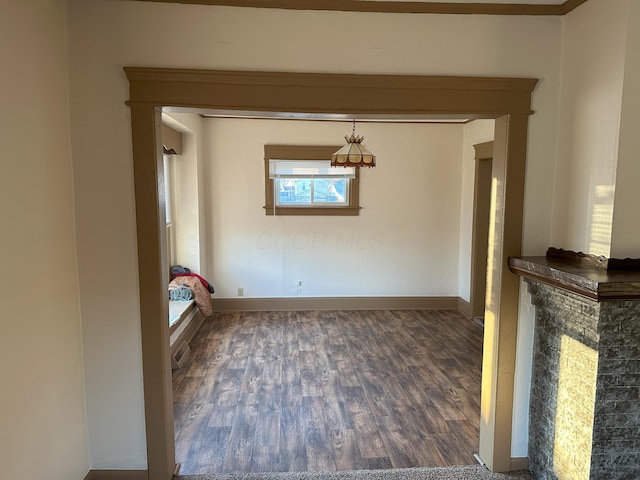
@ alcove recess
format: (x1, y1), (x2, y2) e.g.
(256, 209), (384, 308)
(509, 247), (640, 480)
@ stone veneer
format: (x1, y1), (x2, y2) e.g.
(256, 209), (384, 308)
(526, 279), (640, 480)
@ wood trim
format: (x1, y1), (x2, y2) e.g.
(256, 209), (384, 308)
(509, 259), (601, 301)
(129, 105), (176, 480)
(170, 309), (205, 369)
(203, 115), (470, 125)
(170, 308), (205, 348)
(124, 68), (537, 475)
(457, 296), (473, 319)
(181, 309), (205, 344)
(263, 144), (360, 216)
(560, 0), (589, 14)
(169, 302), (195, 335)
(213, 296), (459, 312)
(546, 246), (609, 268)
(546, 246), (640, 271)
(474, 141), (494, 161)
(124, 68), (537, 117)
(470, 144), (493, 320)
(135, 0), (589, 16)
(84, 471), (148, 480)
(510, 457), (529, 471)
(478, 114), (529, 472)
(509, 256), (640, 301)
(264, 144), (341, 160)
(161, 124), (182, 155)
(263, 206), (361, 216)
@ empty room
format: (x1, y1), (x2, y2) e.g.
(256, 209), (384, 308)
(163, 113), (495, 475)
(6, 1), (640, 480)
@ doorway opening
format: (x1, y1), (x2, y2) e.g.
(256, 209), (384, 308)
(470, 141), (494, 327)
(124, 68), (537, 478)
(165, 113), (492, 474)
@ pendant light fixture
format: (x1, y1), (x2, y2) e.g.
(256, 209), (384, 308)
(331, 120), (376, 168)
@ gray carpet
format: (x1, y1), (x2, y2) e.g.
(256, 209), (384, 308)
(177, 466), (534, 480)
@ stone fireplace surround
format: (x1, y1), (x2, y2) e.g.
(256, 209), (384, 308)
(509, 249), (640, 480)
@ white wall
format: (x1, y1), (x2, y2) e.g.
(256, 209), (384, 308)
(610, 1), (640, 259)
(0, 2), (89, 479)
(207, 119), (463, 298)
(458, 120), (495, 302)
(515, 0), (640, 459)
(552, 0), (629, 257)
(163, 112), (206, 276)
(67, 0), (563, 466)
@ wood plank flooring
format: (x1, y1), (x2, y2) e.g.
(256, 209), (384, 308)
(172, 310), (483, 475)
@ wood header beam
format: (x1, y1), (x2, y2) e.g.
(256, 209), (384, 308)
(134, 0), (589, 16)
(125, 68), (537, 117)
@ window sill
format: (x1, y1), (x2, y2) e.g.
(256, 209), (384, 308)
(263, 205), (360, 216)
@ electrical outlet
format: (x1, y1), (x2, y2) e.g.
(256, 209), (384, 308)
(292, 281), (302, 296)
(237, 287), (244, 297)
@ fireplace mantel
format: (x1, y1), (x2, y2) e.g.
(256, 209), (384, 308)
(509, 248), (640, 301)
(509, 248), (640, 480)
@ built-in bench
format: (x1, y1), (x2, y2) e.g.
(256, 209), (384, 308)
(168, 300), (205, 369)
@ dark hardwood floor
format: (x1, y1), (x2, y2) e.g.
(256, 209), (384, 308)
(172, 310), (483, 475)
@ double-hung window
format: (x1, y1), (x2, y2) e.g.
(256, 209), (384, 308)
(271, 161), (352, 207)
(264, 145), (361, 216)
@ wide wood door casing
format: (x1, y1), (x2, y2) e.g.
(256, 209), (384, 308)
(124, 68), (537, 479)
(471, 142), (494, 321)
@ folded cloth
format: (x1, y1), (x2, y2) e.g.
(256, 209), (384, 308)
(172, 272), (215, 294)
(169, 284), (193, 301)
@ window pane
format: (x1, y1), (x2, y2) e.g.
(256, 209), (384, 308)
(312, 178), (348, 204)
(276, 179), (311, 205)
(275, 178), (349, 206)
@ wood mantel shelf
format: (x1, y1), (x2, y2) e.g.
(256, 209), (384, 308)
(509, 249), (640, 302)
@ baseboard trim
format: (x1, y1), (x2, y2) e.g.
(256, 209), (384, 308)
(84, 470), (147, 480)
(213, 296), (460, 312)
(510, 457), (529, 471)
(457, 297), (473, 319)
